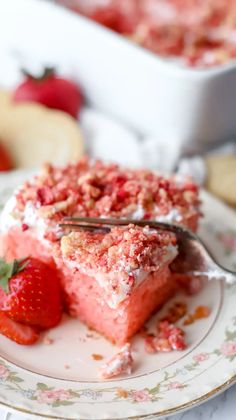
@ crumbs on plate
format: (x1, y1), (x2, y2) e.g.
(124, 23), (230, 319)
(184, 305), (211, 326)
(92, 354), (104, 361)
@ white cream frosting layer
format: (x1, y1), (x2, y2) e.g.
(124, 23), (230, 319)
(1, 194), (178, 309)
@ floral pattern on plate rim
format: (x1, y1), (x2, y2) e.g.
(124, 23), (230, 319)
(0, 312), (235, 408)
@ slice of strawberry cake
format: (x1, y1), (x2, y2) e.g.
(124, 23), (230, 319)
(0, 158), (200, 344)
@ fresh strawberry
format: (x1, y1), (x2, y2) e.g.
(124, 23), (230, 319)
(0, 143), (13, 172)
(0, 258), (62, 330)
(0, 311), (39, 345)
(13, 67), (83, 118)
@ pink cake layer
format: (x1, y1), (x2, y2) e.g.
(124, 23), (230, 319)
(58, 265), (176, 344)
(0, 227), (56, 267)
(0, 225), (177, 344)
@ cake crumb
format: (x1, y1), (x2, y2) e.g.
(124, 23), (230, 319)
(21, 223), (29, 231)
(100, 343), (133, 379)
(88, 325), (96, 332)
(139, 325), (148, 338)
(43, 336), (54, 345)
(145, 335), (158, 354)
(184, 305), (211, 326)
(92, 354), (104, 361)
(161, 301), (187, 323)
(64, 364), (70, 369)
(144, 320), (186, 354)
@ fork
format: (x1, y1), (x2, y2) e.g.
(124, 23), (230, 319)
(59, 217), (236, 285)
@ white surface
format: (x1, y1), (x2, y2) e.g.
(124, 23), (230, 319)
(1, 0), (236, 156)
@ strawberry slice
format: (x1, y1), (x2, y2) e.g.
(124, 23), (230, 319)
(0, 311), (39, 345)
(0, 258), (62, 330)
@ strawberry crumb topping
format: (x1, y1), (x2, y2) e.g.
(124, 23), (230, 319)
(77, 0), (236, 69)
(11, 158), (200, 242)
(61, 224), (177, 306)
(145, 334), (158, 354)
(61, 224), (176, 275)
(161, 301), (187, 323)
(100, 343), (133, 379)
(144, 320), (186, 354)
(21, 223), (29, 232)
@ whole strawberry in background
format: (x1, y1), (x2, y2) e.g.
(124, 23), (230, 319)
(0, 258), (62, 345)
(13, 68), (83, 118)
(0, 143), (13, 172)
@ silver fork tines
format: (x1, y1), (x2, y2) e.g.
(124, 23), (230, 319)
(59, 217), (236, 285)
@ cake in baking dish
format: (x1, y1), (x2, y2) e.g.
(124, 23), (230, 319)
(0, 158), (200, 344)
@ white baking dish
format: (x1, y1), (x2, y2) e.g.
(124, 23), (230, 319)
(1, 0), (236, 155)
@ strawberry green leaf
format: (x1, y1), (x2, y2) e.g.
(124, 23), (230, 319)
(0, 258), (29, 293)
(17, 259), (29, 273)
(11, 258), (28, 276)
(0, 259), (15, 293)
(21, 67), (55, 81)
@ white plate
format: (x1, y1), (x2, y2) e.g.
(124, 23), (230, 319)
(0, 172), (236, 420)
